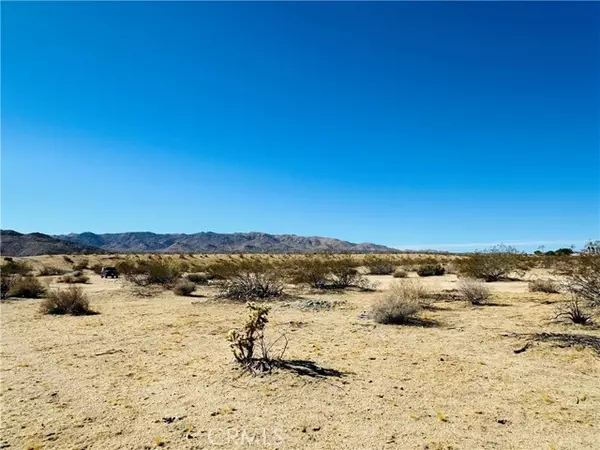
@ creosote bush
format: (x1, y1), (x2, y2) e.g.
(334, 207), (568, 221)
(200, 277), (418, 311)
(186, 272), (209, 284)
(393, 269), (408, 278)
(372, 280), (429, 324)
(457, 278), (491, 305)
(90, 263), (103, 275)
(120, 257), (182, 287)
(5, 276), (47, 299)
(173, 279), (196, 296)
(40, 286), (94, 315)
(528, 279), (561, 294)
(456, 245), (524, 282)
(365, 257), (395, 275)
(417, 263), (445, 277)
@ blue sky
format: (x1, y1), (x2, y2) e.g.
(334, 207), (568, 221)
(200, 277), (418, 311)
(2, 2), (599, 252)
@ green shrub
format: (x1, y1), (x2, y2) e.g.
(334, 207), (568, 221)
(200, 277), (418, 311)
(40, 287), (94, 315)
(6, 276), (47, 298)
(417, 263), (445, 277)
(456, 245), (523, 282)
(121, 257), (182, 287)
(173, 279), (196, 296)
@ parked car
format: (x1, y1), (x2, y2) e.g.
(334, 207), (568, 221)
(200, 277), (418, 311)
(100, 266), (119, 279)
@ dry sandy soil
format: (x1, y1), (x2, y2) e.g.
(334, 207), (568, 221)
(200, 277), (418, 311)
(1, 257), (599, 450)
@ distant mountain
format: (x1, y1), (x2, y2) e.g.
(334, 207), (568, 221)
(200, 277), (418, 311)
(1, 230), (103, 257)
(56, 231), (399, 254)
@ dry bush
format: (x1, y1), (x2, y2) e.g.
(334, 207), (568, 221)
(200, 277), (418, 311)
(173, 279), (196, 296)
(62, 256), (74, 264)
(372, 280), (428, 324)
(38, 266), (67, 276)
(226, 302), (287, 373)
(72, 259), (89, 271)
(365, 257), (395, 275)
(456, 245), (524, 282)
(554, 298), (592, 325)
(1, 259), (32, 276)
(40, 286), (94, 315)
(219, 272), (284, 301)
(120, 257), (182, 287)
(285, 256), (330, 288)
(563, 241), (600, 307)
(417, 263), (445, 277)
(393, 269), (408, 278)
(90, 263), (103, 274)
(5, 276), (47, 299)
(528, 279), (561, 294)
(329, 257), (365, 288)
(57, 272), (90, 284)
(457, 278), (491, 305)
(186, 272), (209, 284)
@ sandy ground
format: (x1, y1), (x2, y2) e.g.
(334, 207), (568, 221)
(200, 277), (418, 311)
(1, 264), (599, 449)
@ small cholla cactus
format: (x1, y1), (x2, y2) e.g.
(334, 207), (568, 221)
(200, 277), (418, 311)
(227, 302), (272, 371)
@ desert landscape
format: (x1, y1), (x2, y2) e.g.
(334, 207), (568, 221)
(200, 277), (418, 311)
(1, 251), (598, 450)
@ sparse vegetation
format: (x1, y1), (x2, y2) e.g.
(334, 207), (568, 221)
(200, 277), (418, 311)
(186, 272), (209, 284)
(528, 279), (561, 294)
(457, 278), (491, 305)
(372, 280), (429, 324)
(456, 245), (524, 282)
(173, 279), (196, 296)
(5, 276), (47, 299)
(40, 287), (94, 315)
(563, 241), (600, 307)
(90, 263), (103, 274)
(72, 259), (89, 271)
(365, 257), (395, 275)
(120, 257), (182, 287)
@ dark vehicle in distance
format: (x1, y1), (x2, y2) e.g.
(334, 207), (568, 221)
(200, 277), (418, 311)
(100, 266), (119, 279)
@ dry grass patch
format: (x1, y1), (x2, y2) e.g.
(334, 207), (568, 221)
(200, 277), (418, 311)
(372, 279), (429, 324)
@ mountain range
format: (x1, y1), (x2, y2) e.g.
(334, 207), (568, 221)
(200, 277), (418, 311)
(1, 230), (399, 256)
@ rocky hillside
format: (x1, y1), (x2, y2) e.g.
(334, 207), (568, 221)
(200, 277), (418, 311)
(56, 231), (398, 253)
(1, 230), (103, 257)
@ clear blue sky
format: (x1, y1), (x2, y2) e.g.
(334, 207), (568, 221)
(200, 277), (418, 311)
(2, 2), (599, 252)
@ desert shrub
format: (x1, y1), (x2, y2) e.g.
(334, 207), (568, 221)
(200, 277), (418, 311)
(62, 256), (74, 264)
(554, 248), (574, 256)
(173, 279), (196, 296)
(226, 302), (287, 374)
(40, 286), (94, 315)
(329, 257), (365, 288)
(553, 298), (592, 325)
(417, 263), (445, 277)
(219, 272), (284, 301)
(38, 266), (67, 276)
(186, 272), (209, 284)
(365, 257), (395, 275)
(90, 263), (103, 274)
(528, 279), (561, 294)
(1, 259), (32, 276)
(457, 278), (491, 305)
(393, 269), (408, 278)
(6, 276), (47, 299)
(121, 257), (182, 287)
(456, 245), (523, 282)
(563, 241), (600, 307)
(57, 273), (90, 284)
(285, 257), (331, 288)
(1, 275), (16, 299)
(372, 280), (428, 324)
(72, 259), (89, 271)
